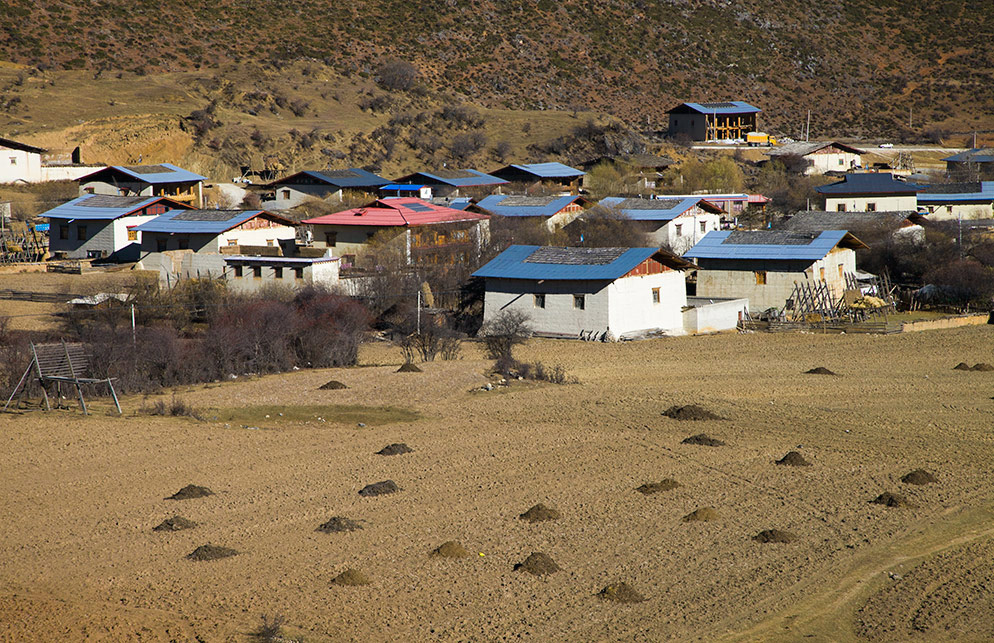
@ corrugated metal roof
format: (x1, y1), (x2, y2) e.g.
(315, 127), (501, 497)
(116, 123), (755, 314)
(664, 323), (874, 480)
(815, 172), (921, 195)
(768, 141), (865, 157)
(476, 194), (585, 217)
(472, 245), (663, 280)
(683, 230), (859, 261)
(777, 211), (920, 234)
(271, 168), (389, 188)
(0, 136), (47, 154)
(429, 196), (474, 210)
(494, 162), (585, 178)
(942, 148), (994, 164)
(41, 195), (188, 221)
(598, 196), (720, 220)
(301, 198), (488, 227)
(224, 255), (338, 264)
(134, 209), (287, 234)
(394, 169), (508, 187)
(917, 181), (994, 203)
(669, 101), (761, 115)
(380, 184), (426, 191)
(78, 162), (207, 184)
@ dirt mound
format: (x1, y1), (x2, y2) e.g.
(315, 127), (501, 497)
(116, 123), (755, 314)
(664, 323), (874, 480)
(776, 451), (812, 466)
(804, 366), (838, 375)
(332, 568), (370, 586)
(636, 479), (680, 495)
(901, 469), (938, 485)
(318, 380), (348, 390)
(186, 544), (238, 561)
(396, 363), (422, 373)
(871, 491), (910, 507)
(166, 485), (213, 500)
(514, 552), (560, 576)
(597, 582), (646, 603)
(663, 404), (724, 421)
(317, 517), (363, 533)
(431, 541), (471, 558)
(519, 503), (561, 522)
(681, 507), (719, 522)
(359, 480), (400, 497)
(153, 516), (196, 532)
(753, 529), (796, 544)
(377, 443), (414, 456)
(972, 363), (994, 371)
(953, 362), (973, 371)
(681, 433), (726, 447)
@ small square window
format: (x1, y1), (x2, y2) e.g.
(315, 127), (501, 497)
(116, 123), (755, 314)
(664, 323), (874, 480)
(253, 265), (262, 278)
(59, 225), (69, 240)
(266, 239), (274, 246)
(836, 204), (846, 212)
(652, 287), (660, 304)
(534, 293), (545, 308)
(755, 270), (767, 285)
(233, 266), (243, 278)
(866, 202), (876, 212)
(573, 294), (585, 310)
(84, 187), (95, 194)
(675, 223), (683, 237)
(274, 266), (283, 279)
(127, 229), (138, 241)
(325, 232), (338, 246)
(700, 221), (707, 233)
(228, 239), (238, 246)
(157, 238), (167, 252)
(294, 267), (304, 279)
(281, 189), (291, 199)
(9, 157), (16, 165)
(77, 225), (87, 241)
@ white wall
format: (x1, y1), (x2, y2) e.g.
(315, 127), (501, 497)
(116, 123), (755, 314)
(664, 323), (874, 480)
(650, 209), (722, 254)
(825, 195), (917, 212)
(39, 166), (103, 182)
(0, 148), (42, 183)
(920, 203), (993, 220)
(683, 297), (749, 333)
(607, 270), (687, 337)
(806, 151), (861, 175)
(225, 259), (340, 294)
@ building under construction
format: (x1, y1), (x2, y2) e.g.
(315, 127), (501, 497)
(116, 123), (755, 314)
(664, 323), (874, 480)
(667, 101), (761, 142)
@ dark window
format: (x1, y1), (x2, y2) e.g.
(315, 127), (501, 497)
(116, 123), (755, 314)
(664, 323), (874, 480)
(866, 202), (877, 212)
(534, 293), (545, 308)
(573, 294), (585, 310)
(274, 266), (283, 279)
(836, 203), (846, 212)
(281, 189), (291, 200)
(157, 238), (167, 252)
(233, 265), (243, 277)
(325, 231), (337, 246)
(294, 267), (304, 279)
(178, 238), (189, 250)
(77, 225), (87, 241)
(253, 265), (262, 278)
(652, 288), (660, 304)
(59, 225), (69, 240)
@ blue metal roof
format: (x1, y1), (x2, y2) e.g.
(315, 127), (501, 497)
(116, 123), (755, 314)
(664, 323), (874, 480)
(683, 230), (851, 261)
(79, 163), (207, 184)
(598, 196), (713, 221)
(815, 173), (921, 195)
(476, 194), (584, 217)
(41, 195), (173, 221)
(273, 168), (388, 188)
(942, 148), (994, 164)
(134, 209), (276, 234)
(380, 184), (426, 191)
(506, 162), (585, 178)
(672, 101), (761, 115)
(917, 182), (994, 203)
(472, 245), (660, 281)
(395, 169), (508, 187)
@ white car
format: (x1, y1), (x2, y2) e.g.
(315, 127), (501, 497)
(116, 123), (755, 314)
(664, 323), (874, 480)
(879, 143), (894, 148)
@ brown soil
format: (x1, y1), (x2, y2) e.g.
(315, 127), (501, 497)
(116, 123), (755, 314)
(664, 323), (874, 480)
(519, 503), (561, 522)
(319, 380), (348, 390)
(152, 516), (197, 532)
(682, 507), (719, 522)
(901, 469), (938, 485)
(377, 443), (414, 456)
(953, 362), (973, 371)
(871, 492), (910, 507)
(317, 517), (363, 533)
(598, 582), (646, 603)
(332, 569), (370, 586)
(805, 367), (838, 375)
(514, 552), (560, 576)
(663, 404), (725, 421)
(166, 485), (213, 500)
(972, 363), (994, 371)
(753, 530), (796, 544)
(681, 433), (726, 447)
(396, 363), (422, 373)
(186, 544), (239, 561)
(431, 541), (471, 558)
(636, 479), (680, 494)
(776, 451), (812, 467)
(358, 480), (400, 497)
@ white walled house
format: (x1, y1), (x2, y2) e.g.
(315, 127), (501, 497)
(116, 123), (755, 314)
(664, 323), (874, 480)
(472, 245), (698, 340)
(767, 141), (864, 175)
(816, 173), (920, 212)
(42, 195), (192, 261)
(916, 182), (994, 220)
(264, 168), (389, 210)
(595, 197), (724, 254)
(684, 230), (867, 312)
(0, 136), (46, 183)
(476, 194), (593, 231)
(223, 254), (340, 294)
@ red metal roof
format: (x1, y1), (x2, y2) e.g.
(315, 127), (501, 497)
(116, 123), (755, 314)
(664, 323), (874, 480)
(301, 197), (489, 227)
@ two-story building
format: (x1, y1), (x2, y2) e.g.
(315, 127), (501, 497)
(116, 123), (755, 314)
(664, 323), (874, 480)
(78, 163), (207, 208)
(264, 168), (389, 209)
(766, 142), (865, 175)
(815, 173), (920, 212)
(667, 102), (761, 142)
(594, 196), (724, 254)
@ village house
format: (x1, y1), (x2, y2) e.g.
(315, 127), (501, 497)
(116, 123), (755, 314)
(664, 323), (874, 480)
(775, 210), (925, 244)
(379, 183), (434, 199)
(392, 169), (507, 197)
(263, 168), (389, 209)
(815, 172), (920, 212)
(666, 101), (761, 142)
(223, 253), (340, 294)
(942, 148), (994, 180)
(663, 192), (769, 218)
(0, 136), (46, 184)
(475, 194), (593, 231)
(766, 141), (865, 174)
(42, 194), (192, 261)
(916, 182), (994, 220)
(78, 163), (207, 208)
(489, 162), (585, 194)
(301, 197), (489, 269)
(472, 245), (698, 340)
(684, 230), (867, 312)
(594, 196), (724, 253)
(579, 154), (676, 191)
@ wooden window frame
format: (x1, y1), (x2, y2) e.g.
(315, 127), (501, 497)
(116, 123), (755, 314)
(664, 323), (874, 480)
(534, 293), (546, 309)
(755, 270), (767, 285)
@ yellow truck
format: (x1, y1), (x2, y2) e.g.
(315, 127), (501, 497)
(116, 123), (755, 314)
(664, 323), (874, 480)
(746, 132), (777, 147)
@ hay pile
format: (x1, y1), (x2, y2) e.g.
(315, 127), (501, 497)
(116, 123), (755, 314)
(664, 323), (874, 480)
(396, 363), (422, 373)
(636, 479), (680, 495)
(519, 503), (561, 523)
(681, 433), (726, 447)
(598, 582), (646, 603)
(153, 516), (197, 532)
(332, 569), (370, 586)
(317, 517), (363, 533)
(431, 541), (471, 558)
(776, 451), (812, 467)
(871, 492), (909, 507)
(663, 405), (724, 421)
(901, 469), (937, 485)
(514, 552), (560, 576)
(953, 362), (993, 371)
(166, 485), (213, 500)
(359, 480), (400, 497)
(377, 443), (414, 456)
(804, 367), (838, 375)
(186, 544), (238, 561)
(681, 507), (719, 522)
(953, 362), (973, 371)
(319, 380), (348, 390)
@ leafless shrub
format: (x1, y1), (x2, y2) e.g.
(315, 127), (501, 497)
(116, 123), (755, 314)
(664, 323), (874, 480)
(479, 310), (531, 361)
(376, 59), (420, 91)
(140, 393), (201, 419)
(450, 132), (487, 159)
(256, 613), (286, 642)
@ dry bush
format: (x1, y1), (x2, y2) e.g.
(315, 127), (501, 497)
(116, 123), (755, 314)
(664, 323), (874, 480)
(565, 205), (652, 248)
(376, 59), (419, 91)
(479, 310), (531, 361)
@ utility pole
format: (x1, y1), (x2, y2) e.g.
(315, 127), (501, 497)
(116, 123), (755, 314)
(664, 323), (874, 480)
(806, 110), (811, 142)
